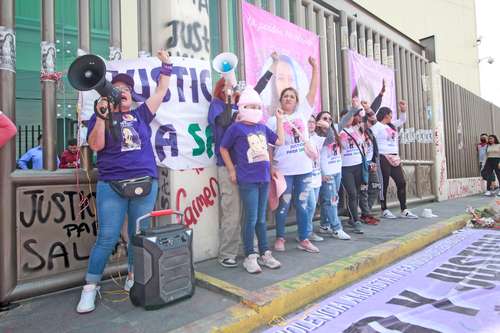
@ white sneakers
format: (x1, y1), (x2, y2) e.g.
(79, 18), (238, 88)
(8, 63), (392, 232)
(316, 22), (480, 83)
(243, 254), (261, 274)
(333, 229), (351, 240)
(258, 251), (281, 269)
(485, 191), (493, 196)
(124, 277), (134, 292)
(244, 251), (281, 274)
(382, 209), (397, 219)
(383, 209), (418, 219)
(76, 284), (101, 314)
(400, 209), (419, 219)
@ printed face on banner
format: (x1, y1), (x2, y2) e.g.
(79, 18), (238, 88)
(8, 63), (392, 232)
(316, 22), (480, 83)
(79, 57), (214, 170)
(348, 50), (397, 116)
(242, 2), (321, 116)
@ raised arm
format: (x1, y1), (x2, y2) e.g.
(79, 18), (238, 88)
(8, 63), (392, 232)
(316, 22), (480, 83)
(306, 56), (319, 107)
(146, 50), (172, 114)
(393, 100), (408, 128)
(255, 51), (279, 94)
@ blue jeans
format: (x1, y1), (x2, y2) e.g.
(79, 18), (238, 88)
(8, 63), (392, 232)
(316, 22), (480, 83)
(275, 173), (312, 241)
(239, 182), (270, 257)
(319, 173), (343, 231)
(306, 187), (320, 236)
(86, 179), (158, 283)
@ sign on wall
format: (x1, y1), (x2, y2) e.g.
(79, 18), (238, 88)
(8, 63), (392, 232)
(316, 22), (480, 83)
(16, 185), (126, 281)
(79, 56), (214, 170)
(241, 2), (322, 116)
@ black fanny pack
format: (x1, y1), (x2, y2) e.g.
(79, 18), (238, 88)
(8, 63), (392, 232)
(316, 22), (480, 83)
(109, 176), (153, 198)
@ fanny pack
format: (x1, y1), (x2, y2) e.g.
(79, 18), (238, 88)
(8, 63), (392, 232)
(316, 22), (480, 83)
(109, 176), (153, 198)
(384, 154), (401, 167)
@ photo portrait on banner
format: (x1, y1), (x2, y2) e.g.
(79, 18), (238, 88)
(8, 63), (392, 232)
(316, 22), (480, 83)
(79, 56), (214, 170)
(348, 50), (397, 116)
(241, 1), (321, 117)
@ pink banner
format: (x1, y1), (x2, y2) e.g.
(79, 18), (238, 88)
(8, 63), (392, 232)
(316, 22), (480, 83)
(242, 2), (321, 115)
(348, 50), (397, 116)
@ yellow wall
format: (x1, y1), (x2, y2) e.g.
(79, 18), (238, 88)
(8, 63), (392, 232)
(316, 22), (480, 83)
(354, 0), (480, 94)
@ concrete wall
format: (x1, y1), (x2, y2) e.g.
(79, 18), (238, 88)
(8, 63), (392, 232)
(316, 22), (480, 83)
(353, 0), (481, 95)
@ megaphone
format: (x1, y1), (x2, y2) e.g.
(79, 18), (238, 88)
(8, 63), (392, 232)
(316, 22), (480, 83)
(212, 52), (238, 87)
(67, 54), (121, 107)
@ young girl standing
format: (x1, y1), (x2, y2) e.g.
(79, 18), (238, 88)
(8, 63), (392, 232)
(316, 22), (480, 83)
(220, 86), (284, 274)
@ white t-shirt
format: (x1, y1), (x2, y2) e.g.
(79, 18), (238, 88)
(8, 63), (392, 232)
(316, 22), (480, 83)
(339, 126), (364, 167)
(320, 140), (342, 176)
(310, 133), (325, 188)
(371, 122), (399, 155)
(267, 103), (314, 175)
(365, 133), (374, 162)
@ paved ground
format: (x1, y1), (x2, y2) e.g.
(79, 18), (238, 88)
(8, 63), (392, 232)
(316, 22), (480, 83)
(0, 195), (491, 333)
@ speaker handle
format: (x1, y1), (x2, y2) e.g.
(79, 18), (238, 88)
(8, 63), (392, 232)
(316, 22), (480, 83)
(135, 209), (185, 235)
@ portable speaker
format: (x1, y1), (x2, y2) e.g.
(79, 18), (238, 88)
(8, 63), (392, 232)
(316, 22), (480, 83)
(129, 210), (194, 310)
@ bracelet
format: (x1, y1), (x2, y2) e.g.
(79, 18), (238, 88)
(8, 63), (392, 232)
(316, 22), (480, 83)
(160, 62), (173, 76)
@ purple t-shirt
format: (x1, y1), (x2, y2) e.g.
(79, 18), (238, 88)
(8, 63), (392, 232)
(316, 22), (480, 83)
(207, 98), (238, 166)
(220, 122), (278, 184)
(87, 103), (158, 181)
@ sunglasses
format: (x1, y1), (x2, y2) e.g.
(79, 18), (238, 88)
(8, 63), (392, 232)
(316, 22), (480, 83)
(321, 116), (332, 121)
(116, 86), (132, 93)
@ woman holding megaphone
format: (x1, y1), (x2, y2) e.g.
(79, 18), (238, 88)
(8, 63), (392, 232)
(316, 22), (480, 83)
(76, 50), (172, 314)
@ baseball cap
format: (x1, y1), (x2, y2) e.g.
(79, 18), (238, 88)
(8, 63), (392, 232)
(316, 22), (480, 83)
(111, 73), (134, 88)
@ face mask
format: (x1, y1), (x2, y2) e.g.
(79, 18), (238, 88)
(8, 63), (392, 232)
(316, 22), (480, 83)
(238, 107), (263, 124)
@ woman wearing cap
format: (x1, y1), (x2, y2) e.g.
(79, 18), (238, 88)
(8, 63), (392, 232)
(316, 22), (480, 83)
(267, 56), (319, 253)
(219, 86), (284, 274)
(77, 50), (172, 314)
(371, 100), (418, 219)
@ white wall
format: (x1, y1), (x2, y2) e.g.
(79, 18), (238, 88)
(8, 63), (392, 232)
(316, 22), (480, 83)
(354, 0), (481, 95)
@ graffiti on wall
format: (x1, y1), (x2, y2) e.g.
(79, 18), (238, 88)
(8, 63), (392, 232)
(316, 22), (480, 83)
(152, 0), (210, 60)
(447, 178), (485, 200)
(17, 185), (125, 281)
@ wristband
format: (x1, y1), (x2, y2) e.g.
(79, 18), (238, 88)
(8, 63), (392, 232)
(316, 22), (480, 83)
(160, 62), (173, 76)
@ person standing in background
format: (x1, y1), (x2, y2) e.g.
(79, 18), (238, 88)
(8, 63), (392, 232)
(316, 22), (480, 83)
(477, 133), (495, 196)
(59, 138), (80, 169)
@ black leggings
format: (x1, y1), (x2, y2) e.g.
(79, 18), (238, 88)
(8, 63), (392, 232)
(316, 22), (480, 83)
(380, 155), (406, 211)
(341, 164), (363, 221)
(481, 158), (500, 190)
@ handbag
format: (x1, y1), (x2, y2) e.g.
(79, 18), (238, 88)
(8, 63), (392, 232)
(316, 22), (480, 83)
(110, 176), (153, 198)
(384, 154), (401, 167)
(343, 129), (369, 184)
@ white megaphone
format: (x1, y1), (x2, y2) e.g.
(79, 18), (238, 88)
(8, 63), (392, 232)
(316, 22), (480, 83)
(212, 52), (238, 88)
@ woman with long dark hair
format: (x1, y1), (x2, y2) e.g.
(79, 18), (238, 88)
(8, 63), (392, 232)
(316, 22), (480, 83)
(371, 100), (418, 219)
(481, 134), (500, 196)
(315, 111), (351, 240)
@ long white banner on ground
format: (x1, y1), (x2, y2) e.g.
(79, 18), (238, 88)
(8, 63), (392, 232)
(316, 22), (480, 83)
(265, 229), (500, 333)
(79, 56), (215, 170)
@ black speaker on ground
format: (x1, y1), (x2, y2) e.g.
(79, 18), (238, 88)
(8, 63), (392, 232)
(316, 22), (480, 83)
(129, 210), (195, 310)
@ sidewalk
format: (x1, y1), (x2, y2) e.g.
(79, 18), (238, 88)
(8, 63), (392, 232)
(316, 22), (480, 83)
(0, 195), (490, 333)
